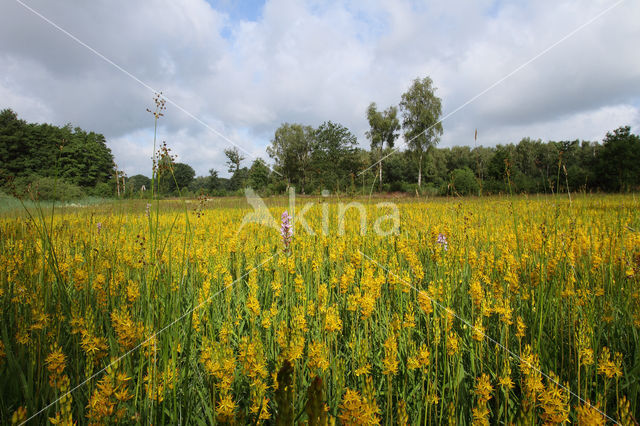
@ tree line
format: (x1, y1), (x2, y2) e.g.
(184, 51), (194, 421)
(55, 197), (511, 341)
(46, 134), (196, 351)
(0, 108), (115, 200)
(2, 73), (639, 200)
(201, 76), (640, 196)
(199, 124), (639, 197)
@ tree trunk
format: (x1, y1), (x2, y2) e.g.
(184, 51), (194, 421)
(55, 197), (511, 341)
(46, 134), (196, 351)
(378, 161), (383, 193)
(417, 151), (423, 188)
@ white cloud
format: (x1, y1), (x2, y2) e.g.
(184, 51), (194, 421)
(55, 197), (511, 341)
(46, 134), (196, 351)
(444, 103), (640, 148)
(0, 0), (638, 177)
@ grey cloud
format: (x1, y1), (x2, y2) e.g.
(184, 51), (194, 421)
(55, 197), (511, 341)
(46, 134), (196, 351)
(1, 0), (638, 178)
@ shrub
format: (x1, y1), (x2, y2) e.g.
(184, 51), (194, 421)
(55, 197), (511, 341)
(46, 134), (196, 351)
(29, 177), (85, 201)
(90, 182), (114, 198)
(450, 167), (480, 195)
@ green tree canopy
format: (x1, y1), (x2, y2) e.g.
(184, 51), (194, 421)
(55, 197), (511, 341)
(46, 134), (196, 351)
(224, 147), (245, 175)
(128, 174), (151, 192)
(399, 77), (443, 188)
(311, 121), (359, 192)
(597, 126), (640, 191)
(0, 109), (114, 188)
(248, 158), (271, 191)
(267, 123), (314, 193)
(158, 162), (195, 194)
(366, 103), (400, 191)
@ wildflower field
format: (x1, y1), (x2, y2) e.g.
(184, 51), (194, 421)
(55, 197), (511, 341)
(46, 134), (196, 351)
(0, 194), (639, 424)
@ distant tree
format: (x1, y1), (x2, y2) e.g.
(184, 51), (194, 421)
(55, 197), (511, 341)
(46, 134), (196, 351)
(311, 121), (359, 192)
(366, 103), (400, 191)
(424, 145), (449, 187)
(597, 126), (640, 191)
(267, 123), (314, 193)
(0, 109), (114, 189)
(450, 167), (479, 195)
(159, 162), (195, 194)
(59, 129), (114, 187)
(128, 174), (151, 192)
(224, 147), (245, 175)
(188, 176), (210, 194)
(486, 146), (512, 192)
(207, 169), (222, 193)
(0, 109), (28, 178)
(173, 163), (195, 192)
(228, 167), (249, 192)
(248, 158), (271, 191)
(399, 77), (443, 188)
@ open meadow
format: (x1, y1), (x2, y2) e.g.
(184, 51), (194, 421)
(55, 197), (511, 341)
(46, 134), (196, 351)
(0, 194), (639, 424)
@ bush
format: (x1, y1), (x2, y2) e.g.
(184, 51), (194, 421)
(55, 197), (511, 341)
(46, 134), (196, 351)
(419, 183), (440, 196)
(511, 171), (537, 193)
(450, 168), (480, 195)
(268, 181), (288, 194)
(482, 178), (507, 195)
(90, 182), (114, 198)
(389, 180), (405, 192)
(29, 177), (86, 201)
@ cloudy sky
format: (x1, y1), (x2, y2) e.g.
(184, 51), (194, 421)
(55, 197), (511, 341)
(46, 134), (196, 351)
(1, 0), (639, 177)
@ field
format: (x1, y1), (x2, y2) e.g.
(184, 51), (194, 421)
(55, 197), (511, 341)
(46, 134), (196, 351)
(0, 194), (639, 424)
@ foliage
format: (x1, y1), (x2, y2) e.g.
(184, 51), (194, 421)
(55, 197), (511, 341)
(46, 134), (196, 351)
(90, 182), (114, 198)
(596, 125), (640, 192)
(158, 162), (195, 195)
(128, 174), (151, 193)
(13, 176), (86, 201)
(248, 158), (271, 191)
(399, 77), (443, 187)
(449, 167), (480, 195)
(0, 109), (114, 191)
(224, 147), (245, 175)
(267, 123), (315, 193)
(310, 121), (360, 192)
(228, 167), (249, 192)
(366, 103), (400, 191)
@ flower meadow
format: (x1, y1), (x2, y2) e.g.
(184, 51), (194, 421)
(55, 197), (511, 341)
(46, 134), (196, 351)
(0, 195), (639, 425)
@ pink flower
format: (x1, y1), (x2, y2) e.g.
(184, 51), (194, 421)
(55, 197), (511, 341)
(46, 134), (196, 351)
(436, 233), (448, 251)
(281, 211), (293, 249)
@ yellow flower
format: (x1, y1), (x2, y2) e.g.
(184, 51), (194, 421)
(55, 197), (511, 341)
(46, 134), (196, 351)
(308, 341), (329, 372)
(216, 392), (237, 421)
(324, 305), (342, 333)
(382, 334), (398, 376)
(446, 332), (459, 356)
(474, 374), (493, 404)
(417, 291), (433, 315)
(576, 402), (606, 425)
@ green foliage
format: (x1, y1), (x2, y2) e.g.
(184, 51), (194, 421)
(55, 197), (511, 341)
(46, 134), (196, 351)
(449, 167), (479, 195)
(310, 121), (360, 192)
(90, 182), (114, 198)
(158, 162), (195, 195)
(267, 123), (315, 193)
(366, 103), (400, 151)
(228, 167), (249, 192)
(248, 158), (271, 191)
(224, 147), (245, 174)
(399, 76), (443, 187)
(596, 125), (640, 191)
(27, 176), (86, 201)
(128, 174), (151, 193)
(0, 109), (114, 189)
(366, 103), (400, 191)
(4, 93), (638, 200)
